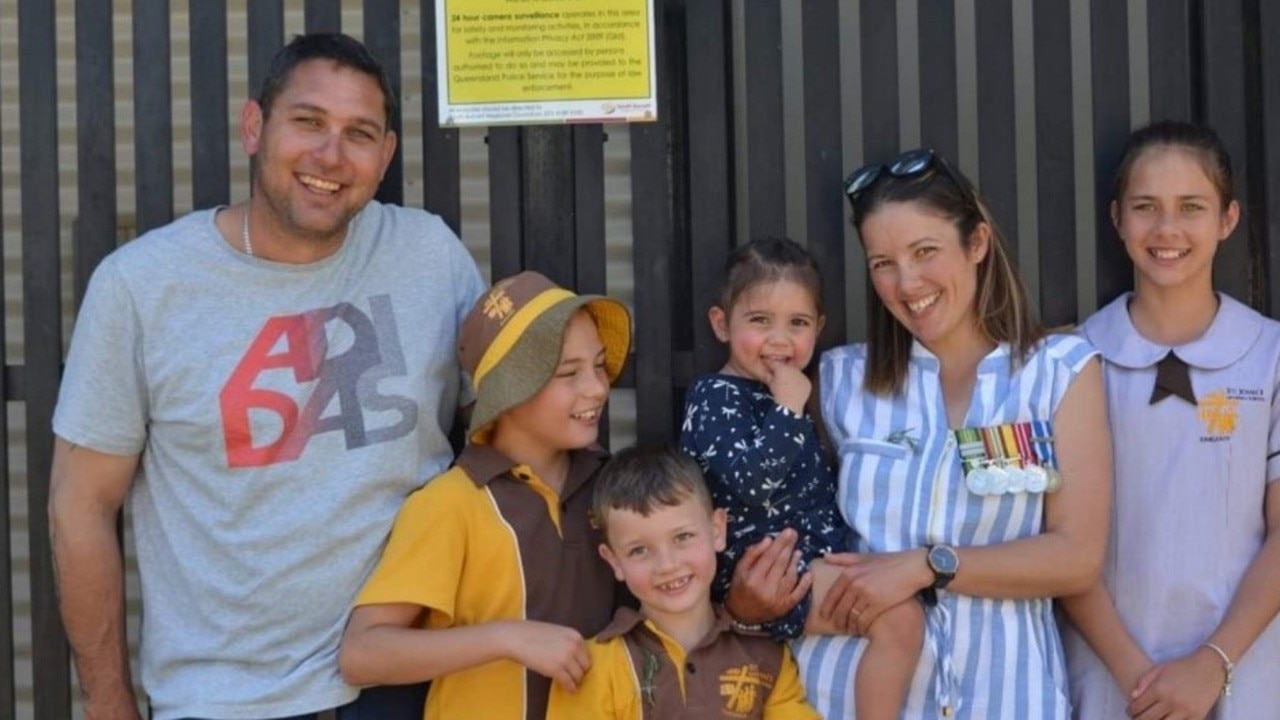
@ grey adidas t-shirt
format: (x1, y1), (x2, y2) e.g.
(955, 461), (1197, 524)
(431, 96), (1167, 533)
(53, 202), (484, 719)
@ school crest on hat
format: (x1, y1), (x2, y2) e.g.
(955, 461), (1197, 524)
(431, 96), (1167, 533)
(458, 271), (631, 442)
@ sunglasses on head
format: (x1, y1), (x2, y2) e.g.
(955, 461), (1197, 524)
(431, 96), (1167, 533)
(843, 147), (970, 207)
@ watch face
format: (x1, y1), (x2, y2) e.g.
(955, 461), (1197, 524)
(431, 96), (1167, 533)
(929, 545), (959, 575)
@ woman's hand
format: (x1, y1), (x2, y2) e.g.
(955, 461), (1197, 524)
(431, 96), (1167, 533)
(817, 549), (932, 634)
(723, 529), (812, 625)
(1125, 647), (1224, 720)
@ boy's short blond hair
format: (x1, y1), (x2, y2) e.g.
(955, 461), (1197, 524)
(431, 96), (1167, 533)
(592, 446), (714, 541)
(457, 271), (631, 442)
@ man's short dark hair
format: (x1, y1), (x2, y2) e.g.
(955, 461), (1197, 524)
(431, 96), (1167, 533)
(591, 446), (714, 540)
(257, 32), (397, 128)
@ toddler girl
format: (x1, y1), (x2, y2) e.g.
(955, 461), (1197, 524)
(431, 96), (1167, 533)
(681, 237), (922, 720)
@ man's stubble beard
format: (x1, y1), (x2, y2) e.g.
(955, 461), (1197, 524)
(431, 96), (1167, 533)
(250, 144), (362, 246)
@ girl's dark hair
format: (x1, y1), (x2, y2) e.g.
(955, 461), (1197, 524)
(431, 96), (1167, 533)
(257, 33), (397, 128)
(1113, 120), (1234, 208)
(718, 238), (824, 315)
(850, 156), (1043, 396)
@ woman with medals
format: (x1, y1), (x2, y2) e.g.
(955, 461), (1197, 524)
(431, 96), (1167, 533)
(1062, 121), (1280, 720)
(787, 148), (1112, 719)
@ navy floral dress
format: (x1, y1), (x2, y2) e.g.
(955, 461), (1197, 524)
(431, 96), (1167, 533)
(679, 373), (847, 639)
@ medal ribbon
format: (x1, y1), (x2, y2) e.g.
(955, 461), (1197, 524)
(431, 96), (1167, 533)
(960, 423), (1062, 495)
(1012, 422), (1039, 467)
(1030, 420), (1057, 469)
(998, 424), (1022, 467)
(954, 427), (986, 474)
(979, 426), (1002, 465)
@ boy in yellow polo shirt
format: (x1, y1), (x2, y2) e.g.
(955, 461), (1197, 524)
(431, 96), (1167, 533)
(548, 446), (819, 719)
(339, 271), (631, 720)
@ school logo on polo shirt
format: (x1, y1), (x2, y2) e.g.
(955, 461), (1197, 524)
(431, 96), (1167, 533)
(1198, 390), (1239, 439)
(719, 663), (775, 716)
(1198, 386), (1265, 442)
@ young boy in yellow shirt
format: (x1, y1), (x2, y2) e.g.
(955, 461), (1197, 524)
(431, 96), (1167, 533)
(549, 446), (820, 719)
(339, 271), (631, 720)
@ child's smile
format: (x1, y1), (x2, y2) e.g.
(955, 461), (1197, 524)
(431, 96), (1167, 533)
(601, 500), (727, 630)
(711, 279), (823, 384)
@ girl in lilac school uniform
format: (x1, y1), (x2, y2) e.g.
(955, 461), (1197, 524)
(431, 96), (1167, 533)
(680, 238), (922, 720)
(1063, 121), (1280, 720)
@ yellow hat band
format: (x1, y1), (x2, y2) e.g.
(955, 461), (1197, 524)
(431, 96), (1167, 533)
(472, 287), (575, 389)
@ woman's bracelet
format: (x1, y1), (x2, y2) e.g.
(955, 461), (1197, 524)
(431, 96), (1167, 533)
(1199, 642), (1234, 697)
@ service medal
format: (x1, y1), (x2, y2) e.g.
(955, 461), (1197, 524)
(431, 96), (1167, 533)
(986, 466), (1011, 494)
(1024, 465), (1049, 493)
(966, 467), (992, 495)
(1005, 466), (1028, 493)
(1045, 467), (1064, 493)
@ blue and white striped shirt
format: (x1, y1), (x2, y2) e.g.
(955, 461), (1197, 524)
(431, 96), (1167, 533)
(794, 333), (1098, 719)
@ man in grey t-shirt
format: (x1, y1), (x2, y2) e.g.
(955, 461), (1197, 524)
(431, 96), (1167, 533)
(49, 33), (483, 720)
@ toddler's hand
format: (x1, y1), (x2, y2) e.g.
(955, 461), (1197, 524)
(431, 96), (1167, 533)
(506, 621), (591, 693)
(764, 360), (811, 415)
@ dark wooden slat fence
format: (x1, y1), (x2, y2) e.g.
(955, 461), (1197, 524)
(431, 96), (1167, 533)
(135, 0), (175, 235)
(18, 0), (70, 717)
(860, 0), (899, 164)
(487, 126), (522, 278)
(75, 0), (118, 327)
(854, 0), (900, 346)
(743, 0), (786, 240)
(247, 1), (285, 109)
(305, 0), (342, 35)
(0, 22), (10, 713)
(6, 1), (1280, 716)
(801, 0), (846, 351)
(572, 125), (607, 298)
(919, 0), (960, 166)
(684, 0), (734, 379)
(629, 1), (673, 447)
(1202, 1), (1253, 305)
(421, 3), (461, 233)
(521, 128), (577, 285)
(191, 0), (232, 210)
(365, 0), (405, 205)
(1148, 0), (1195, 123)
(1264, 0), (1280, 317)
(1089, 0), (1133, 309)
(1033, 0), (1079, 327)
(975, 0), (1019, 264)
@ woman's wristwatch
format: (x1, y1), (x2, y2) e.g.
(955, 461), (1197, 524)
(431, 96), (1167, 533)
(920, 544), (960, 606)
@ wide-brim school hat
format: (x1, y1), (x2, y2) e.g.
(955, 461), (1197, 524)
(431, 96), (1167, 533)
(458, 271), (631, 443)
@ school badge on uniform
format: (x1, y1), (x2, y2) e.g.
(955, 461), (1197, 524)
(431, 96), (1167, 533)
(954, 420), (1062, 496)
